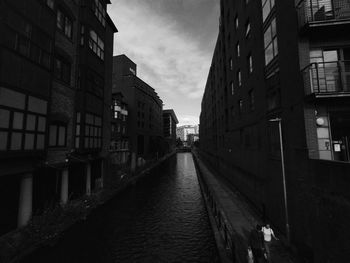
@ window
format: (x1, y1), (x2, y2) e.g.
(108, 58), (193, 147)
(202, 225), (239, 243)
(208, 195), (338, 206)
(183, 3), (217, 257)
(246, 21), (251, 38)
(3, 11), (52, 69)
(49, 123), (67, 147)
(54, 56), (71, 84)
(92, 0), (106, 27)
(57, 9), (72, 39)
(248, 54), (253, 73)
(238, 100), (243, 115)
(0, 87), (47, 151)
(80, 25), (85, 46)
(87, 69), (104, 97)
(89, 30), (104, 60)
(262, 0), (275, 22)
(249, 90), (255, 111)
(237, 70), (242, 87)
(84, 113), (102, 149)
(229, 58), (233, 70)
(75, 112), (81, 148)
(46, 0), (54, 9)
(236, 42), (240, 57)
(264, 18), (278, 65)
(235, 16), (239, 30)
(231, 82), (234, 95)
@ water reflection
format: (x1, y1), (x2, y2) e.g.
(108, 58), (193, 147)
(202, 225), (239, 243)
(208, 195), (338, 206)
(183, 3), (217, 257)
(22, 153), (219, 263)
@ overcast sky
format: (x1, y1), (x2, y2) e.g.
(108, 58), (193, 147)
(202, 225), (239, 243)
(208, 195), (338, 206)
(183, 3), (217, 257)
(108, 0), (219, 126)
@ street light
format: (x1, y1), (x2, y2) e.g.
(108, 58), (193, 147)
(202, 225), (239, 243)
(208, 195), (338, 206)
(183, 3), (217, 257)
(269, 117), (290, 243)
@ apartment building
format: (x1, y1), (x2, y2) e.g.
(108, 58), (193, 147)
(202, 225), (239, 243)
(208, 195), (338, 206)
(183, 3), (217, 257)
(110, 91), (129, 164)
(200, 0), (350, 261)
(0, 0), (117, 236)
(163, 109), (178, 152)
(112, 55), (163, 161)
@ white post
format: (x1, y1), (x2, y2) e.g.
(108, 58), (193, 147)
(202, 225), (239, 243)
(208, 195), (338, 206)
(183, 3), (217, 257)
(60, 168), (69, 205)
(86, 163), (91, 195)
(278, 119), (291, 243)
(17, 174), (33, 227)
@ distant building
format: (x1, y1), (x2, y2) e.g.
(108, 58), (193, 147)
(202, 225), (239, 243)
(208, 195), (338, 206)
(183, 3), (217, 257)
(112, 55), (163, 160)
(110, 92), (129, 165)
(200, 0), (350, 261)
(0, 0), (117, 236)
(176, 125), (197, 141)
(187, 134), (199, 146)
(163, 109), (179, 152)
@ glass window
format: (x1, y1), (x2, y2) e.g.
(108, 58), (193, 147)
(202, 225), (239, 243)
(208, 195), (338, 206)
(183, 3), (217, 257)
(49, 125), (57, 146)
(0, 132), (8, 150)
(235, 16), (239, 30)
(46, 0), (54, 9)
(236, 42), (240, 57)
(36, 134), (45, 149)
(26, 114), (36, 131)
(0, 87), (25, 109)
(54, 56), (71, 84)
(231, 82), (234, 95)
(262, 0), (275, 22)
(88, 30), (104, 60)
(93, 0), (106, 26)
(246, 21), (251, 37)
(28, 96), (47, 114)
(57, 9), (73, 39)
(58, 126), (66, 146)
(24, 133), (35, 150)
(248, 54), (253, 73)
(13, 112), (24, 129)
(0, 109), (10, 128)
(37, 117), (46, 132)
(237, 70), (242, 86)
(264, 18), (278, 65)
(11, 132), (22, 150)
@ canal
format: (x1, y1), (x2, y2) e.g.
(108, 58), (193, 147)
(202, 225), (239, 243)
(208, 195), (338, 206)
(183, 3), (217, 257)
(22, 153), (220, 263)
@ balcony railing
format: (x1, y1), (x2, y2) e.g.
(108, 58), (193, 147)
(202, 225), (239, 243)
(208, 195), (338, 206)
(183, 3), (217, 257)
(302, 61), (350, 95)
(297, 0), (350, 27)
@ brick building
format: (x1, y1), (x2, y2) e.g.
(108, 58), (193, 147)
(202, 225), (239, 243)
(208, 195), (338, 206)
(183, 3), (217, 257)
(199, 0), (350, 261)
(112, 55), (164, 161)
(163, 109), (178, 152)
(0, 0), (117, 236)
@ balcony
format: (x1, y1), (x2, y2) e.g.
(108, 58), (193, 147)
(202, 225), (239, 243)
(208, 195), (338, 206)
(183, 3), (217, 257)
(302, 61), (350, 97)
(297, 0), (350, 32)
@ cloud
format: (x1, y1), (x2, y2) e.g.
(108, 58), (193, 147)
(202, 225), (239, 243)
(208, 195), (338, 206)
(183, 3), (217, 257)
(108, 0), (219, 125)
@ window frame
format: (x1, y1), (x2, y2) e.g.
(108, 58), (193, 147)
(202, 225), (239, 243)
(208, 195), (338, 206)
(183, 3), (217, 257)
(49, 122), (67, 148)
(56, 8), (73, 39)
(88, 29), (104, 60)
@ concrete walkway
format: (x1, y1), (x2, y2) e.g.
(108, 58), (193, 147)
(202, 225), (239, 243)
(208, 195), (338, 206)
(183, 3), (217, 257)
(193, 151), (298, 263)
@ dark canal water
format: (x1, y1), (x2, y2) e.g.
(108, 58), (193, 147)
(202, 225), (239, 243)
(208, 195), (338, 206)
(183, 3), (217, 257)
(22, 153), (219, 263)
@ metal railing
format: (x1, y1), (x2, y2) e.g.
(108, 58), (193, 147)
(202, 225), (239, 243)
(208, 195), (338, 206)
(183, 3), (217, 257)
(302, 60), (350, 94)
(297, 0), (350, 26)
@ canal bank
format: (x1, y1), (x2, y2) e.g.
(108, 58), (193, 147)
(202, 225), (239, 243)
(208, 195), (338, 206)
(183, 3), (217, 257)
(19, 153), (219, 263)
(0, 151), (176, 263)
(192, 149), (299, 263)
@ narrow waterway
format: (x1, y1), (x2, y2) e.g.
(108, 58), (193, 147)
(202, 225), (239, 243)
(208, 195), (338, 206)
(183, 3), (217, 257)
(22, 153), (219, 263)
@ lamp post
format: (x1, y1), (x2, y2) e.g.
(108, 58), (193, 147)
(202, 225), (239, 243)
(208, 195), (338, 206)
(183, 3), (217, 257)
(269, 117), (290, 242)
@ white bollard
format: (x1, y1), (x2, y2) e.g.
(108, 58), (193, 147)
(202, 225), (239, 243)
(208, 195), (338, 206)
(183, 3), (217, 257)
(17, 174), (33, 227)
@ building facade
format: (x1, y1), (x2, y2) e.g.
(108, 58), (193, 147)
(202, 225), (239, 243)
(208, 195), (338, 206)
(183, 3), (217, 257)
(112, 55), (164, 162)
(110, 92), (129, 165)
(176, 125), (197, 142)
(163, 109), (178, 152)
(199, 0), (350, 261)
(0, 0), (117, 236)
